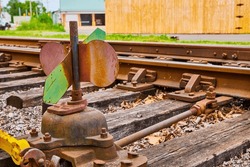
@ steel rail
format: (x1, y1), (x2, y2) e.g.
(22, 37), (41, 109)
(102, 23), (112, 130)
(0, 37), (250, 61)
(0, 38), (250, 99)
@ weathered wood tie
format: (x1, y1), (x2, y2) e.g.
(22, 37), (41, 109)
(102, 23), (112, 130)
(141, 111), (250, 167)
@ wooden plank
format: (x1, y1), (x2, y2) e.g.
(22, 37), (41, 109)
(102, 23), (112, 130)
(107, 99), (191, 140)
(6, 82), (98, 108)
(0, 71), (43, 82)
(0, 76), (46, 92)
(0, 67), (28, 74)
(60, 88), (156, 110)
(106, 0), (250, 34)
(141, 111), (250, 167)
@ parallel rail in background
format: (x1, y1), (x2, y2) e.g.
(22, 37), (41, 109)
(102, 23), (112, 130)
(0, 37), (250, 99)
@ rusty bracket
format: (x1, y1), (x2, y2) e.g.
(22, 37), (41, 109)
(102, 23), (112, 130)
(223, 62), (250, 68)
(20, 147), (55, 167)
(187, 59), (208, 64)
(0, 53), (12, 62)
(47, 99), (87, 116)
(191, 88), (233, 115)
(167, 73), (216, 102)
(117, 67), (156, 91)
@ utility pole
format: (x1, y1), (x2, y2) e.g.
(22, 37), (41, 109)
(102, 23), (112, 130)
(30, 0), (32, 16)
(0, 0), (2, 16)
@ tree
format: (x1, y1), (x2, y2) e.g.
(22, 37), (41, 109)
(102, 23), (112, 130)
(5, 0), (46, 22)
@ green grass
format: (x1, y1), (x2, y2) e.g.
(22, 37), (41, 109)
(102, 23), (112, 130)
(0, 30), (249, 45)
(0, 30), (87, 39)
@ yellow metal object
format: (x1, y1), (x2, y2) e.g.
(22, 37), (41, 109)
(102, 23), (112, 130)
(0, 129), (30, 165)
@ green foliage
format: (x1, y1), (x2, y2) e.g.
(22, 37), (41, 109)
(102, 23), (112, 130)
(5, 0), (46, 22)
(16, 13), (65, 32)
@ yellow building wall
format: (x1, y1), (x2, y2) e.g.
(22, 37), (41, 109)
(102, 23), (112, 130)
(105, 0), (250, 34)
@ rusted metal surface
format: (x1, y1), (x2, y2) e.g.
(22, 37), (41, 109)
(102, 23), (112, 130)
(167, 73), (216, 102)
(79, 40), (119, 87)
(115, 108), (196, 147)
(70, 21), (81, 91)
(110, 41), (250, 61)
(30, 106), (147, 167)
(115, 93), (232, 147)
(47, 99), (87, 116)
(39, 42), (67, 75)
(20, 148), (55, 167)
(118, 56), (250, 99)
(0, 38), (249, 98)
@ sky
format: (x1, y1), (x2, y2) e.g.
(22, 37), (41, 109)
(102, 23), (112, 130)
(1, 0), (60, 11)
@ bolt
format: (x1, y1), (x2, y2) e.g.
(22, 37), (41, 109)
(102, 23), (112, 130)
(123, 81), (127, 85)
(232, 53), (238, 60)
(132, 81), (137, 87)
(206, 86), (216, 100)
(213, 52), (217, 56)
(188, 92), (195, 96)
(129, 47), (132, 51)
(222, 53), (227, 59)
(174, 91), (181, 94)
(156, 49), (159, 53)
(30, 128), (38, 137)
(121, 160), (132, 167)
(38, 158), (45, 166)
(43, 132), (51, 142)
(128, 152), (139, 159)
(93, 160), (106, 167)
(100, 128), (108, 139)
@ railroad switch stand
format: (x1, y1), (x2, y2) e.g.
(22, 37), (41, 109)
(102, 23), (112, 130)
(19, 21), (147, 167)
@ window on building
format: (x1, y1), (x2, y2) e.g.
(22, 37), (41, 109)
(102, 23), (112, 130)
(80, 14), (92, 26)
(95, 14), (105, 26)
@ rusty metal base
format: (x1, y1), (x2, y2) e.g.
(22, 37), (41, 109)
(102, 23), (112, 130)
(43, 146), (147, 167)
(117, 82), (154, 92)
(167, 90), (206, 102)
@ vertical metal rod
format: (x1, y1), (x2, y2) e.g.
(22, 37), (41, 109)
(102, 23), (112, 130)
(115, 108), (197, 147)
(69, 21), (80, 91)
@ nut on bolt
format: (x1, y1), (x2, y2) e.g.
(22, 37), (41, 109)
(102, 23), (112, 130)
(93, 160), (106, 167)
(128, 152), (139, 159)
(30, 128), (38, 137)
(132, 81), (137, 87)
(121, 160), (132, 167)
(43, 132), (52, 142)
(100, 128), (108, 138)
(206, 86), (216, 100)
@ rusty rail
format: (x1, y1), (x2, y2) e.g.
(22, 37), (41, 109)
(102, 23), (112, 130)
(0, 37), (250, 98)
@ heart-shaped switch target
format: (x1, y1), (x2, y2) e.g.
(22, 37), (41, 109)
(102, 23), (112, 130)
(40, 42), (67, 75)
(79, 40), (119, 87)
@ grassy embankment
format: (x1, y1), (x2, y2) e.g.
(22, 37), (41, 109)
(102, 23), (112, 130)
(0, 14), (249, 45)
(1, 31), (249, 45)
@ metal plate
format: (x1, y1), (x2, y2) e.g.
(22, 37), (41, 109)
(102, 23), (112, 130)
(83, 28), (105, 43)
(79, 40), (119, 87)
(40, 42), (67, 75)
(43, 51), (72, 104)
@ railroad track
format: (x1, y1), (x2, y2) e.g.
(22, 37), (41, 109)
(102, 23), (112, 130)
(0, 36), (250, 167)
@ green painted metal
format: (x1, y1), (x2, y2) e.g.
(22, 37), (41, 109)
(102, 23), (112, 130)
(43, 52), (72, 104)
(83, 28), (106, 43)
(43, 64), (72, 104)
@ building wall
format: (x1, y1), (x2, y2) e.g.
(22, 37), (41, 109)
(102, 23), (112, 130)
(106, 0), (250, 34)
(60, 0), (105, 27)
